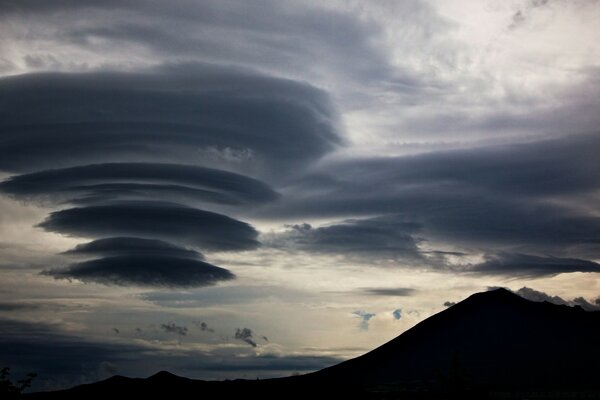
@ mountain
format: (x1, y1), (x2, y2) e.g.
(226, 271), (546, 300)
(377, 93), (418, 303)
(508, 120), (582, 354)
(26, 289), (600, 399)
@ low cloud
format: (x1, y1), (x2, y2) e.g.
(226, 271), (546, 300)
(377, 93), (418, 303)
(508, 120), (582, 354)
(392, 309), (402, 320)
(352, 310), (376, 331)
(234, 328), (257, 347)
(362, 288), (415, 297)
(514, 287), (600, 311)
(160, 322), (188, 336)
(194, 321), (215, 333)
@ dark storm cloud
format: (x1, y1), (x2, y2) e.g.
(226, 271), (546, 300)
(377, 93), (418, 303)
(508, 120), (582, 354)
(160, 322), (188, 336)
(0, 63), (341, 178)
(234, 328), (256, 348)
(362, 288), (416, 297)
(268, 133), (600, 259)
(63, 237), (204, 260)
(471, 253), (600, 278)
(282, 132), (600, 210)
(38, 201), (259, 251)
(270, 217), (424, 261)
(0, 163), (278, 206)
(43, 255), (235, 288)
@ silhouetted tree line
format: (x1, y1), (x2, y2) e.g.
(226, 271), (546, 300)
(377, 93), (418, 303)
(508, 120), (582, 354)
(0, 367), (37, 397)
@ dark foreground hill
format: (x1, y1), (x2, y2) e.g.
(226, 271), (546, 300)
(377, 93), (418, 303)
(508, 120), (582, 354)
(26, 288), (600, 399)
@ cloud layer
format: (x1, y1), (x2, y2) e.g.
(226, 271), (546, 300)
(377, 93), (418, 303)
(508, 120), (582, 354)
(0, 163), (278, 207)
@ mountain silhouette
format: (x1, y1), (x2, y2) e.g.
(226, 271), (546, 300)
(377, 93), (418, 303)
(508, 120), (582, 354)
(26, 288), (600, 399)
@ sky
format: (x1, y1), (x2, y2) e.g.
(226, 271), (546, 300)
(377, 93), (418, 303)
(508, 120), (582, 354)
(1, 0), (600, 391)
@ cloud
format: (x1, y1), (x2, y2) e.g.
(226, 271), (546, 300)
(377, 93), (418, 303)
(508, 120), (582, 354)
(0, 163), (278, 207)
(63, 237), (204, 260)
(0, 64), (341, 177)
(362, 288), (416, 297)
(139, 285), (308, 307)
(443, 301), (456, 307)
(38, 201), (259, 251)
(265, 133), (600, 262)
(193, 321), (214, 333)
(0, 302), (42, 312)
(392, 309), (402, 320)
(269, 217), (424, 262)
(160, 322), (188, 336)
(352, 310), (376, 331)
(514, 287), (600, 311)
(471, 253), (600, 278)
(43, 254), (235, 288)
(234, 328), (256, 347)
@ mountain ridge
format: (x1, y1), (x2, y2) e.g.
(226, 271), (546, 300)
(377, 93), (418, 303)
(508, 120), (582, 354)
(26, 288), (600, 399)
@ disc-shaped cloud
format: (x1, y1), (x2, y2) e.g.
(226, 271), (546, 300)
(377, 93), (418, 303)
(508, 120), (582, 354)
(0, 63), (341, 177)
(38, 201), (259, 251)
(63, 237), (204, 260)
(43, 255), (235, 288)
(0, 162), (278, 206)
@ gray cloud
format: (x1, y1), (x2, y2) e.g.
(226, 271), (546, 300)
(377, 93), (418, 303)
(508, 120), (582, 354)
(443, 301), (456, 307)
(392, 309), (402, 320)
(0, 64), (341, 178)
(38, 201), (259, 251)
(514, 287), (600, 311)
(352, 310), (375, 331)
(139, 285), (308, 308)
(193, 321), (214, 333)
(43, 255), (235, 288)
(234, 327), (256, 348)
(270, 217), (424, 262)
(0, 163), (278, 207)
(160, 322), (188, 336)
(471, 253), (600, 278)
(265, 133), (600, 264)
(362, 288), (416, 297)
(0, 302), (42, 312)
(63, 237), (204, 260)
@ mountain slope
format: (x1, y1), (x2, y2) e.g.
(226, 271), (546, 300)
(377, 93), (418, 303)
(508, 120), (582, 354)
(305, 288), (600, 390)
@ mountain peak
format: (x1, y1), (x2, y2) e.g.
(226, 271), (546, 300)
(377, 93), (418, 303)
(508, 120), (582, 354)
(148, 371), (179, 381)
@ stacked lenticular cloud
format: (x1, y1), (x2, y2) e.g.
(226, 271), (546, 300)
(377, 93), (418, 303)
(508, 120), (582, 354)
(0, 62), (341, 287)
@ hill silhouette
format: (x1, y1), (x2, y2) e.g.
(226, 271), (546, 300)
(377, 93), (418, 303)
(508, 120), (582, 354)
(26, 288), (600, 399)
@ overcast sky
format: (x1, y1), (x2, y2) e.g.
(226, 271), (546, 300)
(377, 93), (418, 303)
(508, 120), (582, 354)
(1, 0), (600, 390)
